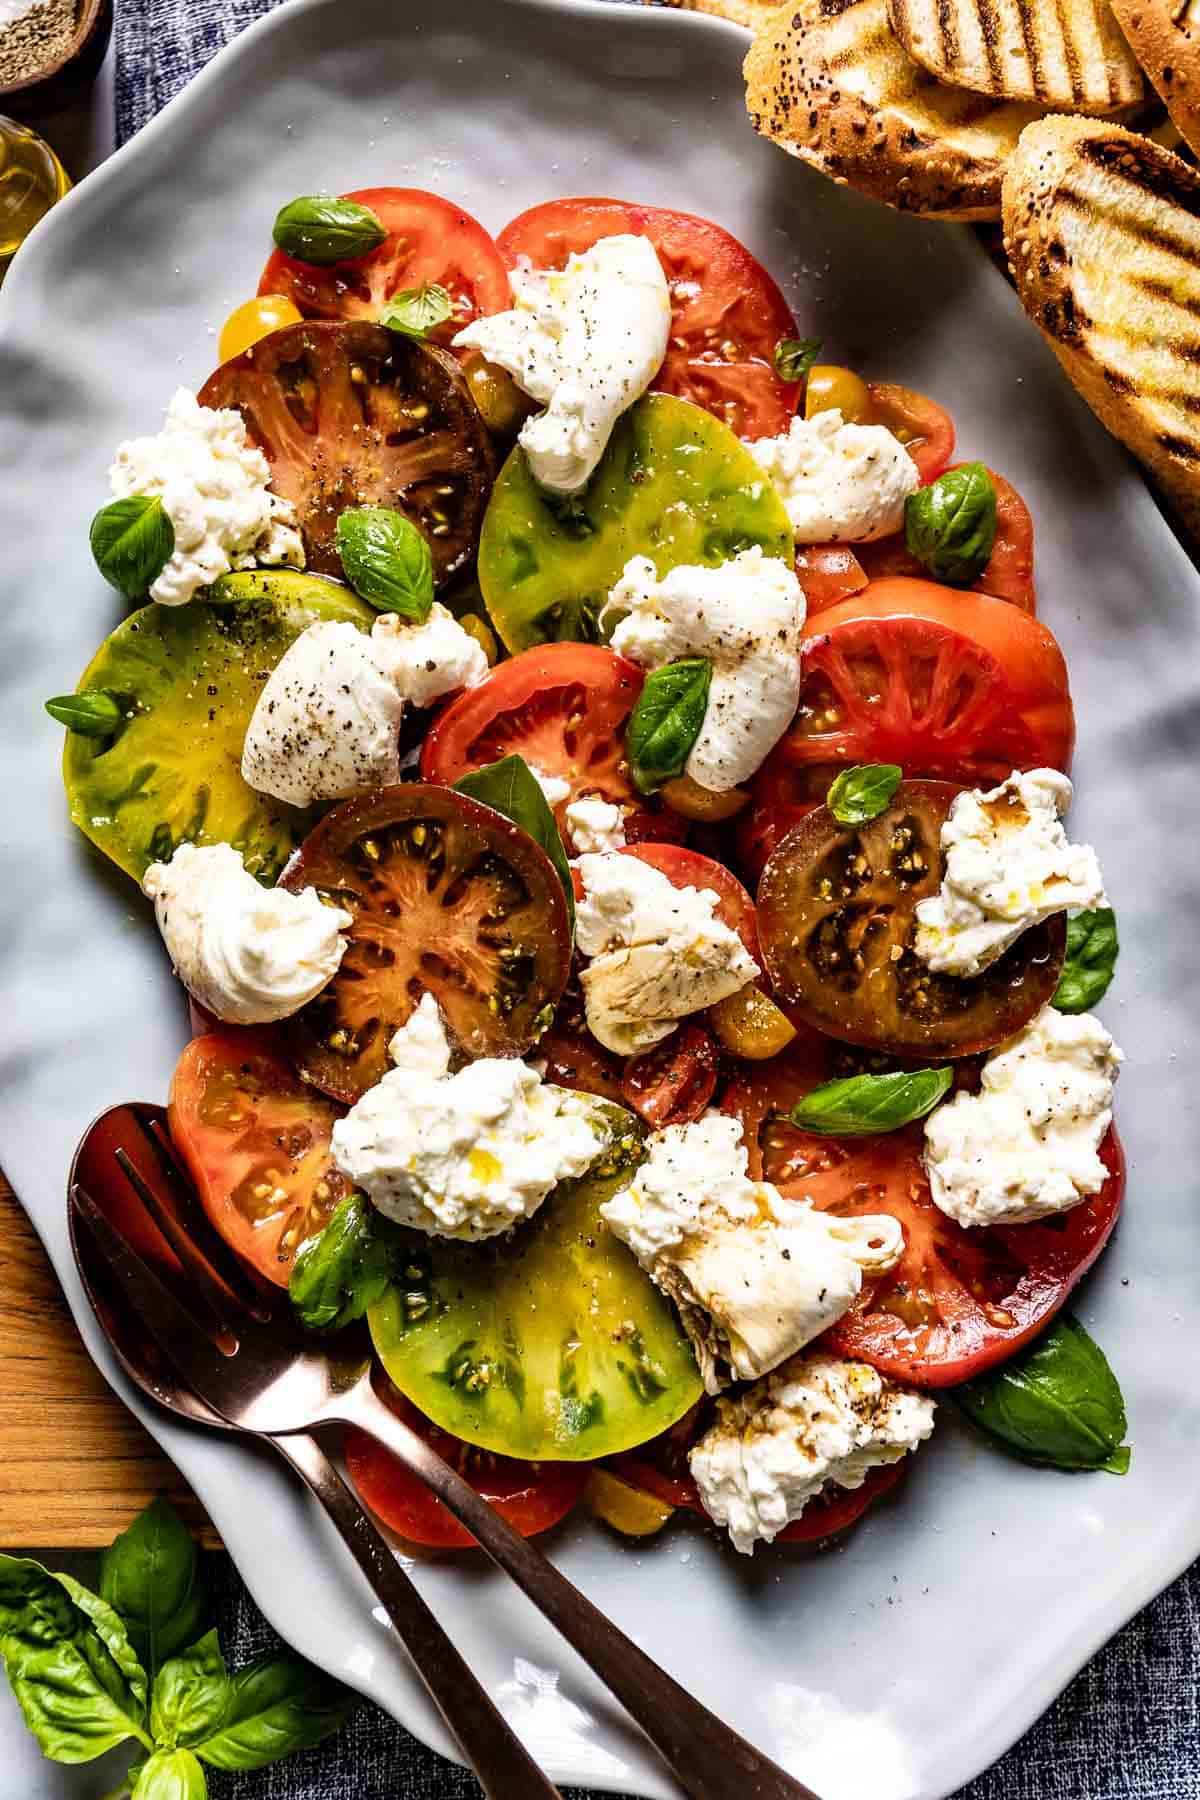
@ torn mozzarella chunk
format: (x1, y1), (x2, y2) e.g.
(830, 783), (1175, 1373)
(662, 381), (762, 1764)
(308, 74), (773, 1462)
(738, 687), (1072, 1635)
(600, 1113), (903, 1392)
(747, 408), (919, 544)
(564, 795), (627, 855)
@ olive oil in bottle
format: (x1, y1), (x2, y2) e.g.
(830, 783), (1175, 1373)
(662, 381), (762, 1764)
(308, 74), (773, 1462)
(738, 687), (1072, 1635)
(0, 115), (69, 276)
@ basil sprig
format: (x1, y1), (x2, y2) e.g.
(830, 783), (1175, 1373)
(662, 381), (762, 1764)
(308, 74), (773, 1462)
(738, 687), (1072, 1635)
(45, 690), (124, 738)
(790, 1065), (953, 1136)
(380, 282), (453, 339)
(289, 1192), (399, 1333)
(1053, 906), (1119, 1014)
(0, 1502), (351, 1788)
(91, 496), (175, 601)
(774, 336), (822, 383)
(956, 1315), (1130, 1474)
(827, 762), (902, 826)
(455, 753), (575, 931)
(335, 506), (434, 620)
(272, 195), (386, 265)
(626, 658), (712, 795)
(904, 462), (997, 586)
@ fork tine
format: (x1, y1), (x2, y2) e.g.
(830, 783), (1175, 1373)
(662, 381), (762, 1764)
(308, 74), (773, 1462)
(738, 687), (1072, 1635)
(71, 1181), (247, 1414)
(135, 1110), (276, 1320)
(113, 1147), (244, 1344)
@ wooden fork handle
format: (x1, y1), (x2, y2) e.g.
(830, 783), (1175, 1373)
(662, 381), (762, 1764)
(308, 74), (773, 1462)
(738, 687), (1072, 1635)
(270, 1431), (562, 1800)
(334, 1382), (822, 1800)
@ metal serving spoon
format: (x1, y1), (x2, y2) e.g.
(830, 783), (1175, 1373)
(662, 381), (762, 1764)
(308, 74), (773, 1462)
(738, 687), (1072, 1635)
(67, 1100), (562, 1800)
(69, 1099), (823, 1800)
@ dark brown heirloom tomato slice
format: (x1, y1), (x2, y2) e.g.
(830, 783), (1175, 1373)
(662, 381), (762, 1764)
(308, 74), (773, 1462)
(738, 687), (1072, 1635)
(168, 1029), (350, 1287)
(758, 781), (1065, 1059)
(280, 784), (571, 1102)
(723, 1047), (1126, 1387)
(198, 320), (495, 586)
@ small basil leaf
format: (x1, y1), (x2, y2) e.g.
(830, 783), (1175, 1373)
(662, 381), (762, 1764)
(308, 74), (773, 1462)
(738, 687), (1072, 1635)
(1053, 906), (1119, 1014)
(789, 1065), (953, 1136)
(0, 1554), (149, 1761)
(455, 753), (574, 932)
(194, 1654), (353, 1771)
(956, 1315), (1130, 1473)
(289, 1193), (399, 1333)
(100, 1500), (204, 1684)
(625, 659), (712, 795)
(45, 690), (125, 738)
(131, 1746), (207, 1800)
(774, 336), (822, 383)
(379, 282), (453, 339)
(91, 497), (175, 601)
(150, 1631), (231, 1751)
(826, 763), (902, 826)
(334, 506), (434, 620)
(904, 462), (997, 586)
(272, 195), (387, 266)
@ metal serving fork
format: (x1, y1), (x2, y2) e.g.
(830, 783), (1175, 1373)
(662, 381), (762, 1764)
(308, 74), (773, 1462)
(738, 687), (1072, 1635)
(69, 1101), (562, 1800)
(69, 1101), (823, 1800)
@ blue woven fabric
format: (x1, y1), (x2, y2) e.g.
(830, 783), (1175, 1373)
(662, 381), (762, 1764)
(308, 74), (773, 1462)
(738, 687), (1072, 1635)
(110, 5), (1200, 1794)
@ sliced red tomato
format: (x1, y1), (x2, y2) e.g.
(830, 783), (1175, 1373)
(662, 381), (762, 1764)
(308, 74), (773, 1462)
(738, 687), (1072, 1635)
(620, 842), (759, 962)
(867, 383), (956, 483)
(853, 469), (1036, 613)
(167, 1030), (350, 1287)
(621, 1022), (720, 1129)
(722, 1047), (1126, 1387)
(258, 187), (510, 355)
(538, 987), (627, 1105)
(346, 1388), (584, 1549)
(421, 643), (682, 845)
(795, 544), (869, 615)
(496, 197), (801, 438)
(738, 577), (1074, 883)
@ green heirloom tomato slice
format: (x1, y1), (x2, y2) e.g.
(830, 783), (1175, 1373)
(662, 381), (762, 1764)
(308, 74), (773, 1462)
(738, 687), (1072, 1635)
(478, 393), (792, 653)
(62, 571), (375, 885)
(368, 1107), (703, 1459)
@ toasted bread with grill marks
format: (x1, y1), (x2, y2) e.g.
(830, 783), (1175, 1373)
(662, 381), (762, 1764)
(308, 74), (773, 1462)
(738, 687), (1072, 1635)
(648, 0), (783, 29)
(1109, 0), (1200, 156)
(1004, 116), (1200, 535)
(887, 0), (1143, 111)
(744, 0), (1060, 219)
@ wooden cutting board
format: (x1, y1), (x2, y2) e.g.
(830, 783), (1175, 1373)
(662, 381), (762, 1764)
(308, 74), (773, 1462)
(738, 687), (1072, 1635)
(0, 1171), (217, 1547)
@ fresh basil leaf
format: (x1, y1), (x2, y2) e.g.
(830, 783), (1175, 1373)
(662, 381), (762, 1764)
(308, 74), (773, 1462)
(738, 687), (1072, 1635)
(956, 1315), (1130, 1473)
(91, 497), (175, 602)
(790, 1065), (952, 1136)
(774, 336), (822, 383)
(456, 754), (575, 931)
(272, 195), (387, 266)
(0, 1555), (150, 1761)
(904, 461), (997, 587)
(194, 1654), (353, 1771)
(826, 763), (902, 826)
(1053, 906), (1119, 1014)
(101, 1500), (205, 1684)
(625, 659), (712, 795)
(132, 1746), (207, 1800)
(150, 1631), (231, 1751)
(379, 282), (453, 339)
(45, 690), (125, 738)
(334, 506), (434, 620)
(289, 1193), (398, 1333)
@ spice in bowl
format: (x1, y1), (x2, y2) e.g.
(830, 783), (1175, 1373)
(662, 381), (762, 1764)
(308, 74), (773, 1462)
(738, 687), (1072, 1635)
(0, 0), (76, 88)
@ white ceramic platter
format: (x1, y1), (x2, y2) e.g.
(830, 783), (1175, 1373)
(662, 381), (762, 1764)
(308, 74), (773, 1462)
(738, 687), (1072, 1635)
(1, 2), (1198, 1794)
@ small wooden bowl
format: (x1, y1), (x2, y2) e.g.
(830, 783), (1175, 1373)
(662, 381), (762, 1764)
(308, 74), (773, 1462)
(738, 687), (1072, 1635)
(0, 0), (113, 114)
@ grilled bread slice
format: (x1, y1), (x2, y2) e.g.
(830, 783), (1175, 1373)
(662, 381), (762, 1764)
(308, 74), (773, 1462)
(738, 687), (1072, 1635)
(1004, 116), (1200, 535)
(744, 0), (1056, 218)
(1109, 0), (1200, 156)
(650, 0), (784, 29)
(886, 0), (1143, 112)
